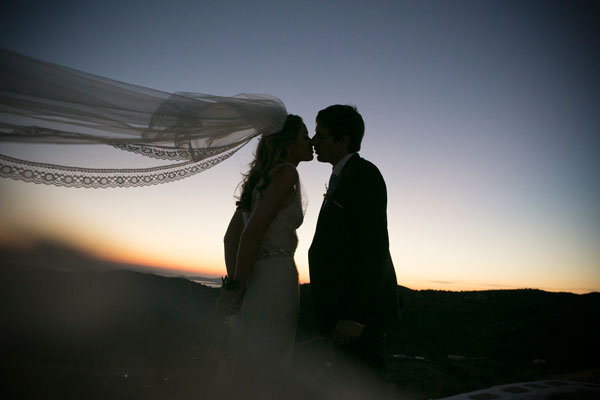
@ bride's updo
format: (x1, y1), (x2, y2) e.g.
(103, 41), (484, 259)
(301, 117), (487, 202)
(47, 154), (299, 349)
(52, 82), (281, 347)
(237, 114), (303, 212)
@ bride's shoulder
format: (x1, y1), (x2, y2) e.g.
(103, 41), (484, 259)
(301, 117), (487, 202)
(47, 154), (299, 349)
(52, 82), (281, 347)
(268, 163), (299, 192)
(269, 162), (298, 179)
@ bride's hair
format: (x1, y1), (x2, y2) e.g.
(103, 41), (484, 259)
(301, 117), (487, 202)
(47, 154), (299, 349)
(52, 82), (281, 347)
(237, 114), (303, 211)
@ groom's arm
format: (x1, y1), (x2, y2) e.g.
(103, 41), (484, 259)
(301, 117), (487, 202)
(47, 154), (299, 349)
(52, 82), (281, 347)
(345, 162), (390, 327)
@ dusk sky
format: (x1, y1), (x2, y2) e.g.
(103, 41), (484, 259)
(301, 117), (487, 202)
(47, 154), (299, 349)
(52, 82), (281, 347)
(1, 0), (598, 293)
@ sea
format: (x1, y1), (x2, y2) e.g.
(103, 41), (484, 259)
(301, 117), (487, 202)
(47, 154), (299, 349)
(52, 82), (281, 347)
(190, 278), (222, 288)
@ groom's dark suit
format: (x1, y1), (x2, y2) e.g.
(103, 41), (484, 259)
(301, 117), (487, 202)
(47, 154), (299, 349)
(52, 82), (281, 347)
(309, 153), (399, 339)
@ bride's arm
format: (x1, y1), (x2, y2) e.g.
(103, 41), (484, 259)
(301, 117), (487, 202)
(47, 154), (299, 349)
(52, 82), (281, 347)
(232, 166), (298, 296)
(224, 209), (244, 277)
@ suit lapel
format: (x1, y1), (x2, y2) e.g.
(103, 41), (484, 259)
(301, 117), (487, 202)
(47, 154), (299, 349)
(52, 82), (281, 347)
(318, 154), (359, 215)
(330, 153), (359, 196)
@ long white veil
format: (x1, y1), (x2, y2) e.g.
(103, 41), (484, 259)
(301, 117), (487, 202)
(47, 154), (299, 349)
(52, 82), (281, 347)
(0, 48), (287, 188)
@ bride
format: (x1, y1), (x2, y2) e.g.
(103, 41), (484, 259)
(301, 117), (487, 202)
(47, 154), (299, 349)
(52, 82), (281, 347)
(0, 48), (312, 396)
(215, 114), (313, 389)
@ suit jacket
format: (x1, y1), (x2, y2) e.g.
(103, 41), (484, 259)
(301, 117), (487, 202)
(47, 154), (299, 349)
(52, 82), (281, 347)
(309, 154), (400, 334)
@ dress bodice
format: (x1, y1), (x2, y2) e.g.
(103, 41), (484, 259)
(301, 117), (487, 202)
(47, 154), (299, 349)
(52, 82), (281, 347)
(243, 164), (304, 254)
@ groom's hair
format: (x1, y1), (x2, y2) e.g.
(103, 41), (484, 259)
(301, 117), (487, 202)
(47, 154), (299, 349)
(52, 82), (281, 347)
(316, 104), (364, 152)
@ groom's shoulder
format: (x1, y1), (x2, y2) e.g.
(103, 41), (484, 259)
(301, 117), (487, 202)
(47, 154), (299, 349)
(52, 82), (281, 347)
(352, 155), (384, 179)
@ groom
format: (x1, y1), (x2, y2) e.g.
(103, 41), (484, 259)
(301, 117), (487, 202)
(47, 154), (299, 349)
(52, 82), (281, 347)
(308, 104), (400, 372)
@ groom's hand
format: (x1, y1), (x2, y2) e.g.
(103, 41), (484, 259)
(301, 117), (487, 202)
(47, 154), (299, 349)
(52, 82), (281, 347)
(332, 319), (364, 346)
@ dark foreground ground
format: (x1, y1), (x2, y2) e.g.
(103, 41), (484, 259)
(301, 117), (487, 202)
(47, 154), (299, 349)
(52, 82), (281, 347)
(1, 260), (599, 399)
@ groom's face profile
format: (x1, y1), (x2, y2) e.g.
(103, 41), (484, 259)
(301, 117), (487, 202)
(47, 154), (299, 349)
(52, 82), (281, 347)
(312, 122), (349, 166)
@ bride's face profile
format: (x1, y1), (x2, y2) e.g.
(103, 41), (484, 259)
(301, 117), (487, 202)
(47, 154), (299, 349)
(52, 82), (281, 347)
(287, 123), (314, 164)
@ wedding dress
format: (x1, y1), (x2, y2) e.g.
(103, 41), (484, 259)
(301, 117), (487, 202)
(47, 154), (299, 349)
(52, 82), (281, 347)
(229, 163), (303, 365)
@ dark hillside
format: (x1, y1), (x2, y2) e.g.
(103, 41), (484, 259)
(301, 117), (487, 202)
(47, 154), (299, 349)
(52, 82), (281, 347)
(1, 263), (598, 399)
(1, 264), (222, 366)
(393, 287), (599, 364)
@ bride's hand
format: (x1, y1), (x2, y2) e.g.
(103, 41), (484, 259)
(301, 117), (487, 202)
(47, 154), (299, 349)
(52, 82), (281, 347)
(215, 289), (243, 316)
